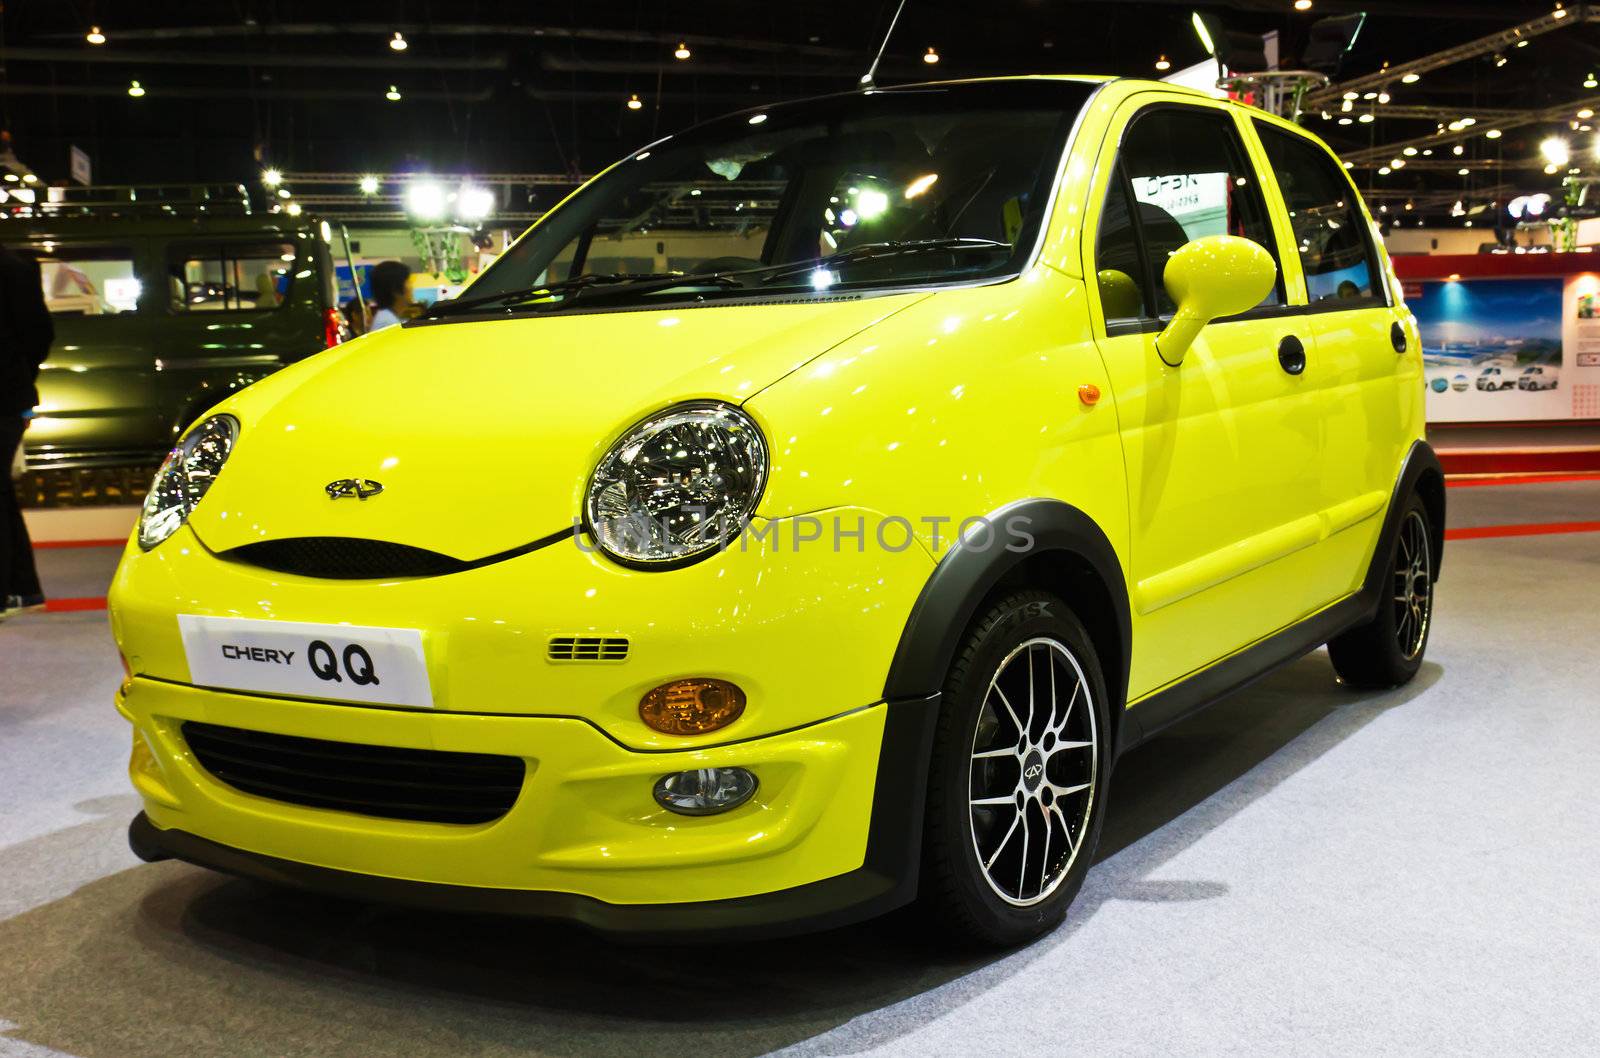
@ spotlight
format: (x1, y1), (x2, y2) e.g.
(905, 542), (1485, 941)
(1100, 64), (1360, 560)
(1453, 144), (1464, 155)
(1459, 167), (1470, 176)
(1554, 3), (1567, 19)
(1587, 72), (1598, 89)
(1580, 108), (1596, 119)
(358, 175), (380, 195)
(390, 31), (408, 51)
(924, 46), (940, 64)
(1403, 146), (1418, 156)
(1295, 0), (1312, 9)
(1401, 72), (1420, 83)
(405, 180), (447, 221)
(286, 202), (303, 216)
(674, 41), (691, 60)
(626, 93), (643, 110)
(276, 188), (291, 199)
(127, 80), (145, 98)
(1377, 91), (1390, 104)
(1494, 53), (1507, 68)
(748, 113), (768, 125)
(1155, 55), (1171, 71)
(1485, 129), (1502, 139)
(385, 84), (402, 101)
(262, 168), (283, 187)
(86, 25), (106, 45)
(1540, 137), (1570, 166)
(457, 184), (495, 221)
(1358, 113), (1374, 123)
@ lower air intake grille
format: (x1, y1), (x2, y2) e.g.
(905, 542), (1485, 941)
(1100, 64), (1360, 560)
(548, 636), (629, 661)
(223, 537), (470, 579)
(181, 721), (525, 825)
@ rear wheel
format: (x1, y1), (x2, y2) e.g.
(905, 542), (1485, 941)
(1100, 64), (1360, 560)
(919, 590), (1112, 946)
(1328, 494), (1435, 689)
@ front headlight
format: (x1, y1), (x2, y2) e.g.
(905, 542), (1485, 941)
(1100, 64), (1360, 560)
(137, 414), (239, 551)
(585, 402), (767, 568)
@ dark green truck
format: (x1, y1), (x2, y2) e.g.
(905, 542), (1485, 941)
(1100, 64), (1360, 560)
(4, 185), (346, 470)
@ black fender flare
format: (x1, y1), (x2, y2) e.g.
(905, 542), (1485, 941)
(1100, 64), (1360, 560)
(882, 498), (1132, 713)
(1369, 439), (1445, 596)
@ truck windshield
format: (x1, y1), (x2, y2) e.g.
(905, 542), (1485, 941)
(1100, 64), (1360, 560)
(435, 80), (1094, 317)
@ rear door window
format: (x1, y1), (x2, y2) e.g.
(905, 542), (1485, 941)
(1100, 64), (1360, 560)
(31, 244), (140, 315)
(1252, 121), (1384, 304)
(169, 241), (297, 312)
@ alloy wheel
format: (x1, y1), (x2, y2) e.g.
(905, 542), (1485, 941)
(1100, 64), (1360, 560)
(967, 637), (1098, 907)
(1394, 509), (1432, 661)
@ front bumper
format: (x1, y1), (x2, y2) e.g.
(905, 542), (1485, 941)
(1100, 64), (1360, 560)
(120, 675), (939, 938)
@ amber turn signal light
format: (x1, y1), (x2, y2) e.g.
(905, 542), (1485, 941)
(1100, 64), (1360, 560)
(640, 678), (746, 735)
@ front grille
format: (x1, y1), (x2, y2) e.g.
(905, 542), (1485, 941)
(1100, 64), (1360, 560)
(223, 537), (470, 579)
(548, 636), (629, 661)
(182, 721), (525, 825)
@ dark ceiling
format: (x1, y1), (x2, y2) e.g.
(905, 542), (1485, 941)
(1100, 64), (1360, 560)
(0, 1), (1590, 223)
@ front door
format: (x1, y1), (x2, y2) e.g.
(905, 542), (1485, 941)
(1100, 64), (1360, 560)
(1083, 97), (1334, 700)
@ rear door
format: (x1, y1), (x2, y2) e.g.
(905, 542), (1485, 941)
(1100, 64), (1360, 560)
(160, 237), (315, 430)
(1248, 118), (1416, 592)
(25, 239), (168, 465)
(1083, 95), (1334, 700)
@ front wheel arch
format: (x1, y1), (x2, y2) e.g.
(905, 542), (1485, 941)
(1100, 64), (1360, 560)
(882, 499), (1132, 749)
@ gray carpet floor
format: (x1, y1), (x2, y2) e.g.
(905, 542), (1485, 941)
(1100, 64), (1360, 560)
(1, 482), (1597, 1057)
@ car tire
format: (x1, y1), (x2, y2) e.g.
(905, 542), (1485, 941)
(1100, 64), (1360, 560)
(918, 589), (1112, 947)
(1327, 493), (1435, 690)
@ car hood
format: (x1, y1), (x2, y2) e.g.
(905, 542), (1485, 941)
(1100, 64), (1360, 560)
(188, 294), (926, 559)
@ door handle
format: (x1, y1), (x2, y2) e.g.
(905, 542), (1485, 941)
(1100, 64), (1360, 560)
(1390, 320), (1408, 353)
(1277, 335), (1306, 376)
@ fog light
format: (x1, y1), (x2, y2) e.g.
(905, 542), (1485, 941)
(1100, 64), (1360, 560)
(653, 768), (758, 816)
(639, 678), (746, 735)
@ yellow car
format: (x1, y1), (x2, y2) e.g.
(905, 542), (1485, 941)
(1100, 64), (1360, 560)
(112, 76), (1444, 945)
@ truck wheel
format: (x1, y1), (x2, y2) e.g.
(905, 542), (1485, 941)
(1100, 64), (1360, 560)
(1328, 495), (1435, 689)
(919, 590), (1112, 946)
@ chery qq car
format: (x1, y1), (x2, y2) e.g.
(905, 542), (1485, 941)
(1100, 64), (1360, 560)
(113, 77), (1443, 946)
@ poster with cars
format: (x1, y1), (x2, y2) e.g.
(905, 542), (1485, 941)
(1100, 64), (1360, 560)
(1413, 277), (1565, 422)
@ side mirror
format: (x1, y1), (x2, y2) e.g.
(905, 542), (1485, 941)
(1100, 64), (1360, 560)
(1155, 235), (1277, 367)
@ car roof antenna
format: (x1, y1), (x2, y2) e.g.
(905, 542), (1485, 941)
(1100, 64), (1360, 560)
(859, 0), (911, 90)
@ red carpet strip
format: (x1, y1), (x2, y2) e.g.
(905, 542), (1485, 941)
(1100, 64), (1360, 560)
(43, 597), (109, 613)
(1445, 521), (1600, 541)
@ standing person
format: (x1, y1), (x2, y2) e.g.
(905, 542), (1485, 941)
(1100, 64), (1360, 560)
(0, 244), (54, 620)
(367, 260), (412, 332)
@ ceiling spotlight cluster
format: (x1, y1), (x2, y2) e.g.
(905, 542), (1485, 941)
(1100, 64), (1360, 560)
(404, 179), (497, 222)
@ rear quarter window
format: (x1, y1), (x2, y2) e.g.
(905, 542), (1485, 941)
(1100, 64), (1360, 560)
(27, 244), (140, 315)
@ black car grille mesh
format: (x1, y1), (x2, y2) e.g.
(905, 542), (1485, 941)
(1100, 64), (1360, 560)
(547, 636), (630, 661)
(182, 721), (526, 825)
(223, 537), (470, 579)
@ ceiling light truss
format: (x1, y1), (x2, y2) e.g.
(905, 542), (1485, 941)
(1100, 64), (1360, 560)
(1303, 5), (1599, 109)
(1341, 93), (1600, 166)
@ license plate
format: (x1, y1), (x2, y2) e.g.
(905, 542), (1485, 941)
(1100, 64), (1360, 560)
(177, 615), (433, 708)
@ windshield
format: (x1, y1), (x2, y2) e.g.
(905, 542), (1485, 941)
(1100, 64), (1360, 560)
(443, 80), (1094, 316)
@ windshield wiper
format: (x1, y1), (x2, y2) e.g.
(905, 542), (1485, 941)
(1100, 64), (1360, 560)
(756, 238), (1014, 285)
(423, 270), (739, 318)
